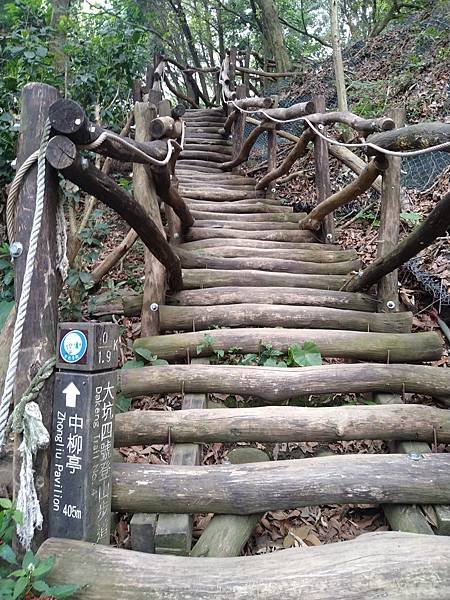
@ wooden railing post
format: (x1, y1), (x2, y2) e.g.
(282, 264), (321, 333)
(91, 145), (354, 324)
(243, 48), (251, 96)
(232, 85), (246, 168)
(229, 46), (237, 95)
(133, 101), (166, 336)
(376, 107), (405, 312)
(313, 94), (336, 244)
(266, 95), (278, 197)
(13, 83), (60, 547)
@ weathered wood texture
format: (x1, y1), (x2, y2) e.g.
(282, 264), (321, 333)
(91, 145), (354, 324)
(346, 189), (450, 292)
(119, 363), (450, 401)
(45, 136), (183, 290)
(37, 532), (450, 600)
(190, 447), (269, 557)
(14, 83), (60, 544)
(312, 95), (335, 243)
(89, 286), (377, 317)
(176, 248), (359, 275)
(134, 103), (166, 336)
(299, 156), (387, 231)
(184, 228), (317, 242)
(111, 454), (450, 514)
(158, 304), (412, 333)
(367, 122), (450, 154)
(181, 269), (348, 291)
(220, 122), (273, 170)
(377, 108), (405, 311)
(114, 404), (450, 446)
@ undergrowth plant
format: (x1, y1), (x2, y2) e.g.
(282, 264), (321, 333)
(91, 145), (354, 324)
(0, 499), (79, 600)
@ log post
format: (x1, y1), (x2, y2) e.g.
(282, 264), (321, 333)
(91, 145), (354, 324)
(232, 85), (246, 168)
(243, 48), (251, 95)
(229, 46), (237, 96)
(313, 94), (335, 243)
(376, 107), (405, 312)
(13, 83), (60, 546)
(134, 102), (166, 336)
(266, 95), (279, 197)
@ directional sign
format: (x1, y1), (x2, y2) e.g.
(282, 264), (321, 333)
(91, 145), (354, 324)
(50, 363), (117, 544)
(62, 382), (80, 408)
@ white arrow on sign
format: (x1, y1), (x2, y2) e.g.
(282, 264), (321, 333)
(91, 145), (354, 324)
(63, 382), (81, 408)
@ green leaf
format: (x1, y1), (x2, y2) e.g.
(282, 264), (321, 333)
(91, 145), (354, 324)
(0, 498), (12, 509)
(32, 579), (50, 594)
(0, 543), (17, 565)
(0, 301), (14, 331)
(262, 357), (279, 367)
(115, 393), (132, 413)
(8, 569), (27, 578)
(24, 50), (35, 59)
(13, 576), (28, 599)
(134, 346), (154, 362)
(31, 555), (55, 578)
(288, 342), (322, 367)
(122, 360), (144, 369)
(22, 550), (36, 570)
(151, 358), (169, 366)
(79, 271), (93, 285)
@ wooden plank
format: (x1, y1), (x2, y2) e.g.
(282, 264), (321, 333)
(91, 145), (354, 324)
(114, 403), (450, 447)
(265, 95), (278, 196)
(133, 327), (441, 362)
(38, 532), (450, 599)
(111, 454), (450, 514)
(158, 304), (412, 333)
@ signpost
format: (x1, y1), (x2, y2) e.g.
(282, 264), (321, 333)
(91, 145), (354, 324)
(49, 323), (120, 544)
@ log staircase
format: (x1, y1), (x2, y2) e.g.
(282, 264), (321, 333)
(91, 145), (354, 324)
(39, 107), (450, 597)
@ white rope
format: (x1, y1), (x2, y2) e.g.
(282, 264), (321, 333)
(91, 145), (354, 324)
(82, 130), (174, 166)
(56, 195), (69, 281)
(227, 99), (450, 158)
(0, 120), (51, 451)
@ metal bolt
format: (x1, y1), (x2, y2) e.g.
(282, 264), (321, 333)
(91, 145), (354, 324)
(173, 233), (180, 239)
(10, 241), (23, 258)
(408, 453), (422, 461)
(10, 158), (17, 169)
(386, 300), (396, 310)
(89, 125), (96, 133)
(326, 233), (333, 241)
(222, 458), (231, 466)
(74, 118), (82, 126)
(150, 303), (159, 312)
(81, 157), (89, 170)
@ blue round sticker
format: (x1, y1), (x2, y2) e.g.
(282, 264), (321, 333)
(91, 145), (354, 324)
(60, 330), (88, 363)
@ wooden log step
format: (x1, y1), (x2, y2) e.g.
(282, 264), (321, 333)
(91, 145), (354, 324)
(185, 126), (223, 134)
(186, 202), (294, 214)
(134, 328), (441, 363)
(115, 404), (450, 446)
(182, 269), (347, 290)
(158, 304), (411, 333)
(180, 239), (327, 251)
(167, 286), (377, 311)
(178, 173), (254, 183)
(187, 198), (282, 206)
(191, 220), (308, 231)
(177, 160), (223, 169)
(181, 132), (227, 140)
(178, 250), (360, 275)
(120, 362), (450, 401)
(190, 210), (307, 223)
(190, 242), (356, 261)
(184, 138), (232, 146)
(89, 286), (378, 317)
(179, 151), (232, 162)
(37, 533), (450, 600)
(176, 164), (224, 174)
(184, 144), (233, 155)
(111, 454), (450, 514)
(180, 189), (264, 200)
(185, 228), (318, 243)
(182, 120), (226, 127)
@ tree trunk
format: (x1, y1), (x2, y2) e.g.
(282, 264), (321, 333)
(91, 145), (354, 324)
(329, 0), (348, 112)
(252, 0), (292, 71)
